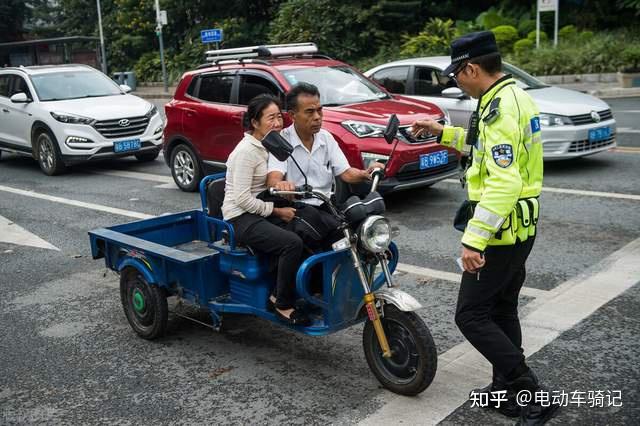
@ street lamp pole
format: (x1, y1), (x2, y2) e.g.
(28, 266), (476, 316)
(96, 0), (107, 74)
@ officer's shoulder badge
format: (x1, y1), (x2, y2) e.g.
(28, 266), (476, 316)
(491, 144), (513, 168)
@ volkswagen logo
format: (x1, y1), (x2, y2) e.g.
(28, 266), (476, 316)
(118, 119), (130, 127)
(590, 111), (601, 123)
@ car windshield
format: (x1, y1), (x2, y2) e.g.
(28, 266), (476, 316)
(31, 70), (123, 101)
(503, 63), (548, 90)
(282, 66), (390, 106)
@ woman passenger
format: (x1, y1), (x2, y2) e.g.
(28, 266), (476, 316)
(221, 94), (309, 326)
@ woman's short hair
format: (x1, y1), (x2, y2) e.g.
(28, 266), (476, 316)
(242, 94), (282, 130)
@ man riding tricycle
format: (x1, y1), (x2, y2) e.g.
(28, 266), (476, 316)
(88, 115), (438, 396)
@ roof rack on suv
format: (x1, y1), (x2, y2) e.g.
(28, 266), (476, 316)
(205, 42), (324, 63)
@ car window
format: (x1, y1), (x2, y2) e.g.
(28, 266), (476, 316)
(31, 70), (122, 101)
(185, 77), (199, 97)
(503, 63), (548, 90)
(371, 66), (409, 94)
(238, 74), (280, 105)
(414, 67), (455, 96)
(0, 75), (12, 98)
(197, 74), (234, 103)
(10, 76), (32, 98)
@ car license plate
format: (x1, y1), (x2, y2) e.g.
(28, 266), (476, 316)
(420, 150), (449, 170)
(588, 127), (611, 143)
(114, 139), (141, 153)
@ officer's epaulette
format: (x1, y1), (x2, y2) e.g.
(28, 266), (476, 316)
(483, 97), (501, 125)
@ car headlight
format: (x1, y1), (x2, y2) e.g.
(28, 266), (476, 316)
(342, 120), (386, 138)
(359, 215), (391, 253)
(146, 105), (158, 118)
(361, 152), (389, 169)
(50, 112), (96, 125)
(539, 113), (571, 127)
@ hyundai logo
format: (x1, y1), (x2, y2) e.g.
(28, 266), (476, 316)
(118, 119), (130, 127)
(590, 111), (601, 123)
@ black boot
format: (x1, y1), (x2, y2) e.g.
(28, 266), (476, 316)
(508, 369), (560, 426)
(470, 372), (521, 418)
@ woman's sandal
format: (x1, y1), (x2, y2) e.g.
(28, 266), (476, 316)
(274, 307), (311, 326)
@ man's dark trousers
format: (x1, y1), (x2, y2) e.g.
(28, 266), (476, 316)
(455, 237), (535, 379)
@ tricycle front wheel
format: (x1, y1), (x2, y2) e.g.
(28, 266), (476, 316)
(120, 268), (168, 340)
(363, 305), (437, 396)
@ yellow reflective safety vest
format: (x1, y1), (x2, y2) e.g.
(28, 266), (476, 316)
(440, 75), (543, 252)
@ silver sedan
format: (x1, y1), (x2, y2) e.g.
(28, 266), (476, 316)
(365, 57), (616, 160)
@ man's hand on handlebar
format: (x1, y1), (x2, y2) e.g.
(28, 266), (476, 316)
(273, 180), (296, 200)
(272, 207), (296, 223)
(410, 119), (444, 138)
(366, 162), (386, 176)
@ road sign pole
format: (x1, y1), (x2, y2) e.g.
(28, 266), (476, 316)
(155, 0), (168, 94)
(96, 0), (107, 74)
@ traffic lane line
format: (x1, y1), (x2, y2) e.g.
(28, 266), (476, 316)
(0, 184), (153, 220)
(442, 179), (640, 201)
(360, 236), (640, 425)
(396, 263), (550, 300)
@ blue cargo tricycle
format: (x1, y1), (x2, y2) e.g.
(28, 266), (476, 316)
(88, 116), (437, 395)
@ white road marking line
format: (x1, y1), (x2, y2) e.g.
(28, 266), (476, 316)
(0, 185), (154, 220)
(617, 127), (640, 134)
(87, 169), (173, 183)
(0, 214), (59, 251)
(396, 262), (550, 299)
(611, 146), (640, 154)
(443, 179), (640, 201)
(360, 236), (640, 425)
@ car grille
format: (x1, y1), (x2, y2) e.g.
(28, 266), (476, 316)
(93, 115), (150, 139)
(398, 120), (446, 144)
(569, 109), (613, 125)
(395, 154), (458, 181)
(568, 134), (616, 153)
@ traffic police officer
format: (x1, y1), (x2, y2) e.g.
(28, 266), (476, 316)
(411, 31), (559, 425)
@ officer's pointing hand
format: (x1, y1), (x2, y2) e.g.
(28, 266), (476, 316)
(461, 246), (485, 273)
(410, 119), (444, 138)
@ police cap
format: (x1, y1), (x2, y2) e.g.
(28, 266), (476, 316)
(442, 31), (500, 76)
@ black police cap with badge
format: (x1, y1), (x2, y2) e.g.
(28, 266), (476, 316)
(442, 30), (500, 76)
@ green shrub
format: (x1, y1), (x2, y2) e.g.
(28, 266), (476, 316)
(400, 18), (455, 57)
(527, 30), (548, 43)
(559, 25), (578, 40)
(513, 38), (535, 56)
(517, 19), (536, 37)
(491, 25), (519, 53)
(621, 45), (640, 72)
(134, 51), (162, 83)
(476, 8), (516, 30)
(455, 19), (482, 37)
(580, 31), (594, 42)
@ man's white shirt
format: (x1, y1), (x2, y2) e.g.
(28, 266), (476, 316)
(268, 125), (350, 205)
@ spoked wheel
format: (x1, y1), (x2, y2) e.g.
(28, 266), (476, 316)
(120, 267), (168, 339)
(36, 131), (66, 175)
(363, 305), (437, 396)
(170, 144), (202, 192)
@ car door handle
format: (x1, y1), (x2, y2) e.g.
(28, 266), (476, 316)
(184, 108), (197, 118)
(1, 108), (9, 113)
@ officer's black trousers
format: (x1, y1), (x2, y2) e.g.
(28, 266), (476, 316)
(455, 237), (536, 379)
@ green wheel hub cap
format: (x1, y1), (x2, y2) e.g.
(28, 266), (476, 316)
(132, 290), (145, 312)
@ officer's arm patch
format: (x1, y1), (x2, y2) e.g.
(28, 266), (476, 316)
(530, 116), (541, 133)
(491, 144), (514, 168)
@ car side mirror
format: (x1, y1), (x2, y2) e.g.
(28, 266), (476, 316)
(442, 87), (466, 99)
(383, 113), (399, 144)
(10, 92), (31, 103)
(262, 130), (294, 161)
(120, 84), (132, 93)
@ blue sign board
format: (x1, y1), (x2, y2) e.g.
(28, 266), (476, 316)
(201, 29), (223, 43)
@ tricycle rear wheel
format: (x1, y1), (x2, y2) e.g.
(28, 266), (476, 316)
(363, 305), (437, 396)
(120, 268), (168, 340)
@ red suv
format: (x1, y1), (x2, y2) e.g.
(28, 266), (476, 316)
(163, 43), (459, 193)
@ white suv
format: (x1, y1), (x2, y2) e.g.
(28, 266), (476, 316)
(0, 64), (164, 175)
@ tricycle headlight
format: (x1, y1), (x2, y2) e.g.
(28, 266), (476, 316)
(359, 215), (391, 253)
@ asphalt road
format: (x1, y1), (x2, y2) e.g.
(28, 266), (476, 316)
(1, 98), (638, 424)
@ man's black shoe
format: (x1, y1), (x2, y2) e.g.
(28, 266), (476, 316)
(470, 376), (521, 418)
(517, 401), (560, 426)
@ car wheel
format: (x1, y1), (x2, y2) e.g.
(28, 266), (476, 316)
(35, 130), (67, 176)
(170, 144), (202, 192)
(135, 150), (160, 163)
